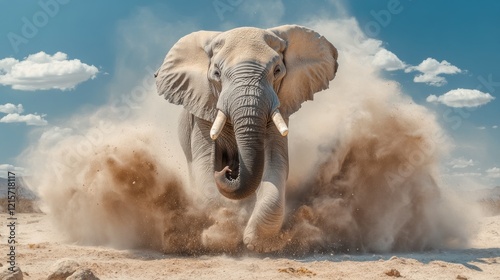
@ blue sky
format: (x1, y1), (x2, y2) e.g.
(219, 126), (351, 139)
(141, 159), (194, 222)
(0, 0), (499, 187)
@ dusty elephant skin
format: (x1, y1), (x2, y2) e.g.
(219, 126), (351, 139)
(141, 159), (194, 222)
(155, 25), (339, 252)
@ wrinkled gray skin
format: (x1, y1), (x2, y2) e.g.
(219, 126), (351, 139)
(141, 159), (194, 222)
(156, 25), (338, 252)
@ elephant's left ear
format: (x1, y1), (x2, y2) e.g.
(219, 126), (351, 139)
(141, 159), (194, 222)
(268, 25), (338, 117)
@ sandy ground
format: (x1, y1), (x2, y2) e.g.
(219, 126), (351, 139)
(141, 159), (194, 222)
(1, 213), (499, 280)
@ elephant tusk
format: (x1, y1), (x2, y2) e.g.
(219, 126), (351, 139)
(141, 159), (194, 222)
(272, 110), (289, 137)
(210, 110), (227, 140)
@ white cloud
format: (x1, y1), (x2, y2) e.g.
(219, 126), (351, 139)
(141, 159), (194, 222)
(0, 164), (25, 174)
(0, 58), (17, 74)
(448, 157), (475, 169)
(0, 113), (47, 126)
(425, 95), (438, 103)
(486, 167), (500, 178)
(0, 51), (98, 91)
(426, 88), (495, 107)
(449, 172), (482, 177)
(493, 125), (498, 129)
(372, 49), (406, 71)
(405, 58), (462, 86)
(1, 102), (47, 126)
(0, 103), (23, 114)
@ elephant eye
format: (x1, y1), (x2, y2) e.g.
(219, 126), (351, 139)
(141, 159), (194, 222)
(274, 65), (283, 77)
(213, 65), (221, 80)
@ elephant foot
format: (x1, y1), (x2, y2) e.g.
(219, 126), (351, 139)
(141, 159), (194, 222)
(201, 207), (244, 253)
(243, 230), (290, 253)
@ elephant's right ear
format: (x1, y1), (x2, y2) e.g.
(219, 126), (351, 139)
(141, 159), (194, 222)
(156, 31), (221, 122)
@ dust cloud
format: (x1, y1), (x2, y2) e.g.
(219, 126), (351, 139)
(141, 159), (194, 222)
(23, 122), (206, 253)
(22, 19), (478, 255)
(284, 49), (474, 252)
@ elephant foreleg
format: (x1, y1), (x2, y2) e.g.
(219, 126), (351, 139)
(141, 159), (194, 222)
(185, 116), (221, 206)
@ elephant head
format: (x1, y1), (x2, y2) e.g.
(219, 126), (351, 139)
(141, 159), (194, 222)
(156, 25), (338, 200)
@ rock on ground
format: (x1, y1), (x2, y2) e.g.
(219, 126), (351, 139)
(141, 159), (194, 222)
(66, 269), (99, 280)
(46, 259), (79, 280)
(0, 267), (23, 280)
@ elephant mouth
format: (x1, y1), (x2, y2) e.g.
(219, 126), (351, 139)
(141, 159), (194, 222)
(213, 131), (240, 181)
(221, 149), (240, 181)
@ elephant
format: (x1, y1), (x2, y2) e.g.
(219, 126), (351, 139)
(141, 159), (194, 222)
(155, 25), (338, 252)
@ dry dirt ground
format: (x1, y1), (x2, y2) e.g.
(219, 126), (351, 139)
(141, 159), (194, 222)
(0, 213), (499, 280)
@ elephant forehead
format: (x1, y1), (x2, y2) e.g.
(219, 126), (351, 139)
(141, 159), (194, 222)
(216, 28), (283, 66)
(224, 27), (281, 46)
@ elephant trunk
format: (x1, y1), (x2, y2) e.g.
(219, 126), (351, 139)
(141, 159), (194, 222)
(214, 87), (269, 200)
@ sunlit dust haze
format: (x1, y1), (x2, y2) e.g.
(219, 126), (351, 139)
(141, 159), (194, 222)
(21, 15), (479, 255)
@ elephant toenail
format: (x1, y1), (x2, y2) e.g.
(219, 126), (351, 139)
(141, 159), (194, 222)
(247, 244), (255, 250)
